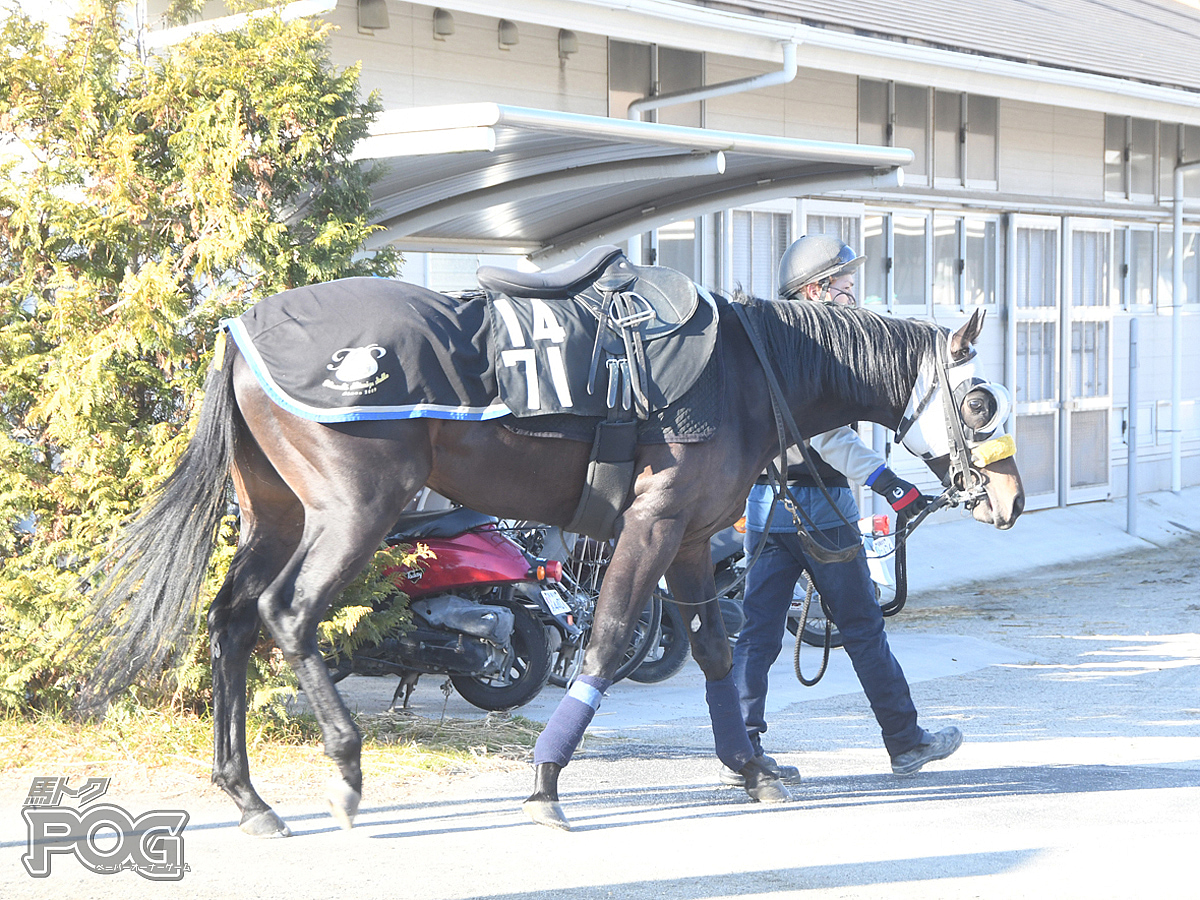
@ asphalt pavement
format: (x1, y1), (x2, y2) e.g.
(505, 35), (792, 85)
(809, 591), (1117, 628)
(4, 486), (1199, 899)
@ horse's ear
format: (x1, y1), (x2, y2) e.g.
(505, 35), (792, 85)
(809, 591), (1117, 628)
(950, 308), (986, 360)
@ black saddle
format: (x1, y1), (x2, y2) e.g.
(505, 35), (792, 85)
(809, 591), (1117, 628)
(477, 245), (624, 300)
(477, 247), (698, 342)
(386, 507), (497, 542)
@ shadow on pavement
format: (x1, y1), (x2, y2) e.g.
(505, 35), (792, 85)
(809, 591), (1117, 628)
(355, 760), (1200, 839)
(454, 849), (1046, 898)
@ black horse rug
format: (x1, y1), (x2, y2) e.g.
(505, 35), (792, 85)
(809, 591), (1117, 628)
(223, 276), (719, 438)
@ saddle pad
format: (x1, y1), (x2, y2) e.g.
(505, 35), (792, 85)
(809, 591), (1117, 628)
(503, 333), (725, 444)
(488, 286), (717, 418)
(224, 278), (508, 423)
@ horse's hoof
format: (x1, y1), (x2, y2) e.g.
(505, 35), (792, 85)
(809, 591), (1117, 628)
(523, 798), (571, 831)
(326, 776), (362, 830)
(239, 809), (292, 838)
(739, 757), (792, 804)
(745, 776), (791, 803)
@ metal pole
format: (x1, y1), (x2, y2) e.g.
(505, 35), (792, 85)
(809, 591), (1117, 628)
(1127, 317), (1138, 535)
(1171, 159), (1200, 494)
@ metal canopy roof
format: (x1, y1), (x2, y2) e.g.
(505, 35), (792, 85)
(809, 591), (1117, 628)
(354, 103), (911, 265)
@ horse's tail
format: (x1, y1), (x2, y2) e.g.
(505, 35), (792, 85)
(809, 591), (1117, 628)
(75, 344), (240, 715)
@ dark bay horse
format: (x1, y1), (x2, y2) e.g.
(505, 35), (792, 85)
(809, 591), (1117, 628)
(82, 284), (1024, 837)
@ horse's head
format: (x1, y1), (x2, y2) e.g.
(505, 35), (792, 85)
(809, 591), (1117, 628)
(896, 309), (1025, 529)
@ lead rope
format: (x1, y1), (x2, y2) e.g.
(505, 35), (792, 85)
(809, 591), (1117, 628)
(793, 578), (832, 686)
(793, 505), (915, 686)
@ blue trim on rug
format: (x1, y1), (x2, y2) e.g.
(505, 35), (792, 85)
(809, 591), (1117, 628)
(223, 318), (512, 424)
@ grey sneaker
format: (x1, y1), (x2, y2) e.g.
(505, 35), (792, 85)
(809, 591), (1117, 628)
(719, 753), (801, 787)
(890, 726), (963, 776)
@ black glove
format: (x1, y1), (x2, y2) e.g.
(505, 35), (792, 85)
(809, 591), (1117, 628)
(869, 468), (930, 514)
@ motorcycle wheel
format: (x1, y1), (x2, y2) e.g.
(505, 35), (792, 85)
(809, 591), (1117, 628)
(786, 612), (844, 648)
(547, 594), (662, 688)
(449, 602), (553, 712)
(627, 594), (690, 684)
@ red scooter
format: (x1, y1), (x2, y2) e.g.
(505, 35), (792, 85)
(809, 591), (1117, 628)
(326, 507), (577, 712)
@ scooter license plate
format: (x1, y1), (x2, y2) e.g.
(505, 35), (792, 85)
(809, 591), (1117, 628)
(540, 588), (572, 616)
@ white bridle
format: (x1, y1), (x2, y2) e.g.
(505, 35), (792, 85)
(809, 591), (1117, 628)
(895, 341), (1014, 466)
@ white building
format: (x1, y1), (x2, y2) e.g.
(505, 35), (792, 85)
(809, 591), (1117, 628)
(145, 0), (1200, 512)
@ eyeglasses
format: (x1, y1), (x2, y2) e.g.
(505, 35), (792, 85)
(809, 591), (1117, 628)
(826, 286), (857, 307)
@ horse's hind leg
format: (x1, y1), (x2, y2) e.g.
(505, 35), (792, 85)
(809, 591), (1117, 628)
(255, 508), (404, 830)
(210, 447), (304, 837)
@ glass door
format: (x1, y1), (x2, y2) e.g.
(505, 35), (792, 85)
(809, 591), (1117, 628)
(1010, 215), (1061, 510)
(1063, 218), (1113, 503)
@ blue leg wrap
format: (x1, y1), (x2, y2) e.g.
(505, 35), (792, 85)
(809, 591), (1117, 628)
(533, 674), (613, 768)
(706, 668), (755, 771)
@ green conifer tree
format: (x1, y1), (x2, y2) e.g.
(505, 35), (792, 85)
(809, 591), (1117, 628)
(0, 0), (404, 711)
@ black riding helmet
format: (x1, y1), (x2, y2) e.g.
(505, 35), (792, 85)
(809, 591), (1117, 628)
(777, 234), (866, 300)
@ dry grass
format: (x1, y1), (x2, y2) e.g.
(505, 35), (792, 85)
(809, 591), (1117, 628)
(0, 705), (542, 803)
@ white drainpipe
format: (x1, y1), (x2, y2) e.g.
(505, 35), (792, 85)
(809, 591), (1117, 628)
(627, 41), (799, 122)
(1171, 159), (1200, 493)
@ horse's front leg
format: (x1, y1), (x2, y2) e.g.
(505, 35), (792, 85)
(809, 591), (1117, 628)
(523, 513), (688, 830)
(665, 544), (790, 805)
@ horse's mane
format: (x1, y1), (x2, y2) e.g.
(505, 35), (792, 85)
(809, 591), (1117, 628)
(729, 292), (939, 411)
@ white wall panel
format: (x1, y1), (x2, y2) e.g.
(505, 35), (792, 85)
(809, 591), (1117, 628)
(326, 3), (608, 114)
(999, 99), (1103, 199)
(999, 100), (1055, 195)
(704, 59), (857, 142)
(1051, 107), (1104, 199)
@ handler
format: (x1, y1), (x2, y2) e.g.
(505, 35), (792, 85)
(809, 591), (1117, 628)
(724, 234), (962, 787)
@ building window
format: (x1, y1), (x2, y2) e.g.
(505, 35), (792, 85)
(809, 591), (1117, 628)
(1186, 126), (1200, 198)
(1070, 322), (1109, 399)
(1016, 322), (1056, 403)
(1131, 118), (1156, 197)
(964, 217), (998, 305)
(1160, 123), (1179, 199)
(732, 210), (790, 298)
(1104, 115), (1125, 196)
(932, 213), (999, 308)
(1115, 226), (1155, 308)
(933, 90), (961, 184)
(859, 81), (997, 189)
(804, 212), (860, 250)
(657, 46), (703, 127)
(932, 214), (959, 305)
(965, 95), (998, 185)
(1016, 227), (1058, 309)
(609, 40), (702, 126)
(893, 213), (929, 308)
(1106, 115), (1164, 200)
(1071, 229), (1110, 308)
(894, 83), (928, 183)
(862, 213), (888, 309)
(655, 219), (697, 279)
(1161, 124), (1200, 200)
(1158, 226), (1200, 305)
(858, 79), (888, 146)
(863, 209), (985, 312)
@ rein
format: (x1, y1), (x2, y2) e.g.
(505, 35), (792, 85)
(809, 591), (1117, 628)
(731, 301), (861, 565)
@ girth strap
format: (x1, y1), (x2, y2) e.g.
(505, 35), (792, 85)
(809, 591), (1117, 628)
(564, 416), (637, 541)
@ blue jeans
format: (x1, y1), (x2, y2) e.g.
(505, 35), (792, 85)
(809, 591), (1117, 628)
(733, 524), (922, 758)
